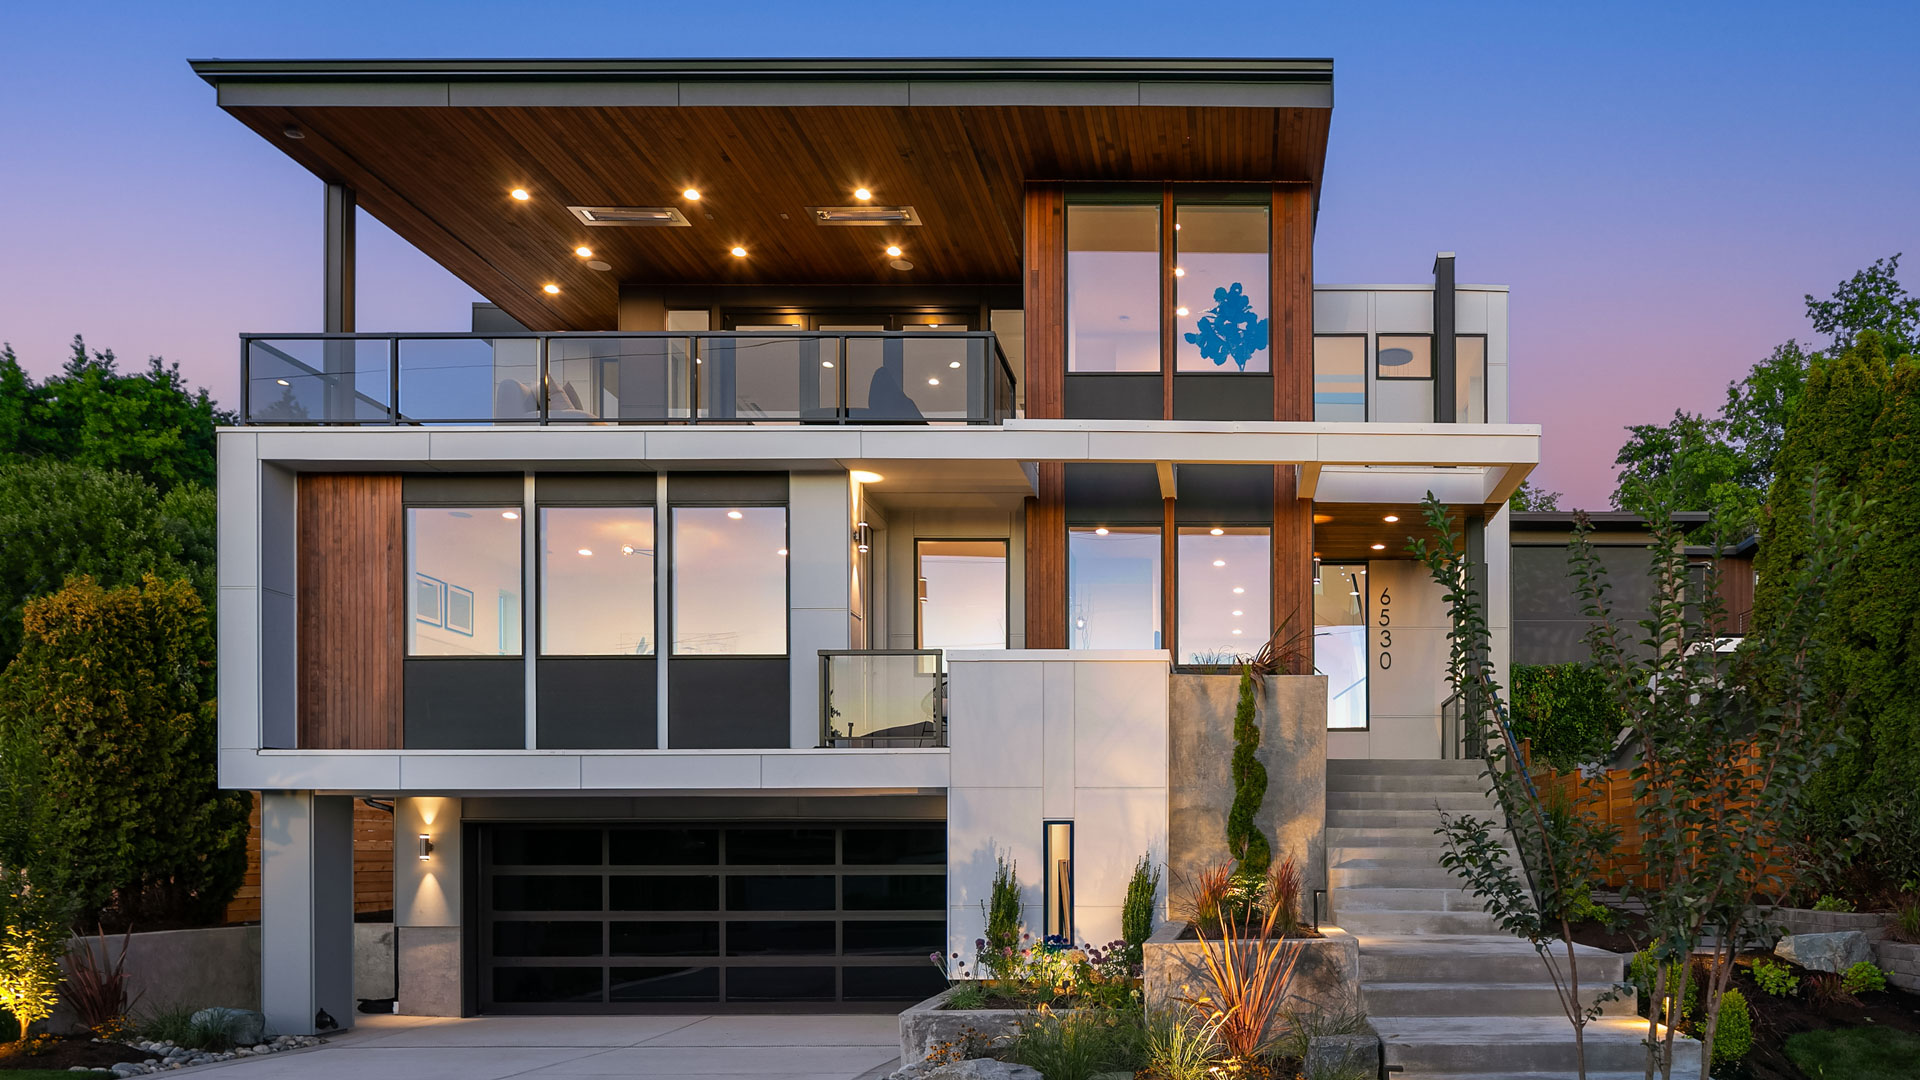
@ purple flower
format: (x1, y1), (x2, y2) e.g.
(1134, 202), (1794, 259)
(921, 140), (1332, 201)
(975, 938), (986, 950)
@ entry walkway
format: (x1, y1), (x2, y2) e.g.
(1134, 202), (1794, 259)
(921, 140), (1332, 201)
(193, 1014), (901, 1080)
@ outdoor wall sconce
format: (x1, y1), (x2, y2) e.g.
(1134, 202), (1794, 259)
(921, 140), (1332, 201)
(417, 834), (435, 862)
(853, 521), (872, 554)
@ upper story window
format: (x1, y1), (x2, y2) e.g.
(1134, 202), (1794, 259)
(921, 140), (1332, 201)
(1066, 204), (1161, 373)
(1456, 335), (1487, 423)
(1312, 335), (1366, 421)
(539, 507), (656, 656)
(671, 506), (788, 656)
(1374, 334), (1434, 423)
(1068, 525), (1162, 649)
(916, 539), (1008, 651)
(407, 507), (523, 657)
(1175, 204), (1270, 373)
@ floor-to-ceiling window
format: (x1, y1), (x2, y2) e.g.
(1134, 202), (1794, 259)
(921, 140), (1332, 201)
(1067, 526), (1163, 649)
(1066, 204), (1162, 373)
(1175, 203), (1271, 374)
(1455, 335), (1487, 423)
(1315, 562), (1368, 729)
(1176, 527), (1271, 665)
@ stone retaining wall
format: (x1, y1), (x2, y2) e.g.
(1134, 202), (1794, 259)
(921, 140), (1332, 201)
(1877, 941), (1920, 992)
(1765, 907), (1888, 943)
(898, 989), (1081, 1064)
(1142, 924), (1361, 1020)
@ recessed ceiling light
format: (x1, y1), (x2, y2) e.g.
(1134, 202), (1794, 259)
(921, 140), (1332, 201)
(1231, 628), (1243, 635)
(574, 246), (593, 258)
(726, 510), (744, 519)
(510, 188), (530, 201)
(683, 188), (701, 200)
(543, 283), (560, 294)
(822, 360), (835, 368)
(586, 260), (611, 272)
(1173, 267), (1185, 277)
(1176, 307), (1190, 317)
(501, 511), (519, 520)
(1233, 586), (1245, 594)
(1371, 543), (1387, 550)
(854, 187), (872, 201)
(1384, 514), (1400, 523)
(1210, 527), (1224, 536)
(850, 470), (884, 484)
(730, 246), (748, 258)
(885, 245), (902, 257)
(948, 360), (961, 368)
(890, 259), (914, 271)
(275, 378), (290, 386)
(282, 125), (305, 140)
(621, 545), (635, 555)
(1232, 610), (1244, 617)
(1213, 559), (1226, 567)
(577, 548), (593, 556)
(1095, 527), (1110, 536)
(927, 377), (940, 386)
(776, 548), (789, 556)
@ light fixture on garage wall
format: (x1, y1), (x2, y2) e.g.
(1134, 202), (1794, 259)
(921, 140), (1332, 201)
(416, 834), (435, 862)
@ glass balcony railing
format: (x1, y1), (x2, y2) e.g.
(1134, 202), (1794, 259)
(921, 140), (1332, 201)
(239, 331), (1017, 426)
(819, 650), (944, 748)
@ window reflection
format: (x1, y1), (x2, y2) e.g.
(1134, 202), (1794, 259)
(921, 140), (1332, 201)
(671, 507), (788, 655)
(540, 507), (655, 656)
(1068, 526), (1162, 649)
(1456, 335), (1487, 423)
(1375, 334), (1434, 423)
(1175, 205), (1270, 373)
(1313, 336), (1367, 421)
(1067, 205), (1161, 373)
(1315, 562), (1368, 729)
(408, 507), (522, 656)
(1176, 528), (1270, 665)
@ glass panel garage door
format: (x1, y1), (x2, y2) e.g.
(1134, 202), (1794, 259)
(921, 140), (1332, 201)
(479, 822), (947, 1010)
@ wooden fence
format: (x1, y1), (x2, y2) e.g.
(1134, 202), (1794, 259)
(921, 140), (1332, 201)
(222, 796), (395, 923)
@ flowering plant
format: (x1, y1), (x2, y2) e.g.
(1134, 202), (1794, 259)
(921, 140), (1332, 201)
(931, 934), (1142, 1010)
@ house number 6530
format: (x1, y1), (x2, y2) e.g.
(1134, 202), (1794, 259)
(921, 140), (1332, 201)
(1377, 585), (1393, 670)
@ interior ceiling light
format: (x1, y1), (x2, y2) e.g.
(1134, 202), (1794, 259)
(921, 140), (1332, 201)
(1212, 559), (1226, 567)
(1094, 527), (1109, 536)
(542, 284), (560, 294)
(275, 378), (290, 386)
(586, 260), (611, 272)
(1232, 610), (1244, 617)
(810, 205), (922, 226)
(574, 246), (593, 258)
(501, 511), (519, 520)
(730, 246), (748, 258)
(568, 205), (691, 227)
(927, 377), (940, 386)
(577, 548), (593, 556)
(850, 470), (884, 484)
(1231, 628), (1243, 635)
(1233, 586), (1245, 594)
(1210, 527), (1224, 536)
(885, 245), (903, 258)
(948, 360), (961, 368)
(1176, 307), (1190, 317)
(727, 510), (744, 519)
(1371, 542), (1387, 550)
(890, 259), (914, 271)
(1384, 514), (1400, 523)
(282, 125), (305, 140)
(854, 187), (873, 201)
(510, 188), (530, 201)
(776, 547), (789, 556)
(682, 188), (701, 200)
(621, 545), (635, 555)
(1173, 266), (1185, 277)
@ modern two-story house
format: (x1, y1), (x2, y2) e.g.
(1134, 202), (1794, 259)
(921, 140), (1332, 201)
(195, 57), (1537, 1031)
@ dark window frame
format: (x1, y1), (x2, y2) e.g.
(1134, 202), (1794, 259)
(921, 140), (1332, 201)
(1171, 525), (1275, 672)
(535, 503), (659, 660)
(1373, 333), (1435, 382)
(667, 503), (792, 660)
(1311, 332), (1369, 422)
(913, 537), (1011, 651)
(404, 500), (528, 661)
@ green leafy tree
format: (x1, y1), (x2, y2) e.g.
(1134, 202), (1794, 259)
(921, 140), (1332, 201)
(0, 336), (228, 494)
(0, 461), (212, 663)
(0, 867), (68, 1040)
(1611, 409), (1756, 535)
(1804, 254), (1919, 358)
(1120, 854), (1160, 966)
(1225, 669), (1271, 878)
(1508, 479), (1562, 512)
(0, 575), (249, 927)
(1508, 663), (1624, 771)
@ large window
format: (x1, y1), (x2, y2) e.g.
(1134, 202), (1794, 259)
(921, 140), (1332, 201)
(1176, 527), (1271, 665)
(1315, 562), (1368, 729)
(1067, 204), (1161, 373)
(916, 540), (1007, 650)
(1313, 335), (1367, 421)
(1456, 335), (1487, 423)
(408, 507), (523, 657)
(1068, 526), (1162, 649)
(671, 507), (788, 655)
(1175, 204), (1270, 373)
(540, 507), (655, 656)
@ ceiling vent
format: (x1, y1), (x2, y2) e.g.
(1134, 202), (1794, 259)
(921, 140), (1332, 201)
(809, 205), (922, 226)
(567, 206), (692, 227)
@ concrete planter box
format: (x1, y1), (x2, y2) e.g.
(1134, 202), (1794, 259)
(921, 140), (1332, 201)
(1142, 923), (1362, 1021)
(1876, 941), (1920, 992)
(898, 988), (1087, 1065)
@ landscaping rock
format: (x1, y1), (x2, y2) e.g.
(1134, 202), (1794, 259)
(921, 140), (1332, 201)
(189, 1006), (265, 1046)
(1775, 930), (1873, 973)
(891, 1060), (1042, 1080)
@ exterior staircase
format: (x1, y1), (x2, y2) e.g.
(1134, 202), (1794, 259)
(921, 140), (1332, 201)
(1327, 758), (1700, 1079)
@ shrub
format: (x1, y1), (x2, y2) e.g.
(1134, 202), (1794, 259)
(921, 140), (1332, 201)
(980, 848), (1022, 982)
(1841, 960), (1887, 995)
(139, 1004), (200, 1045)
(1812, 894), (1856, 912)
(61, 927), (140, 1038)
(1751, 957), (1800, 997)
(1266, 854), (1302, 936)
(1008, 1007), (1145, 1080)
(1121, 855), (1160, 966)
(1182, 886), (1302, 1060)
(1713, 988), (1753, 1065)
(1226, 669), (1271, 878)
(1273, 997), (1369, 1063)
(1507, 662), (1623, 771)
(1173, 863), (1233, 939)
(1630, 946), (1693, 1022)
(0, 868), (67, 1039)
(1805, 971), (1859, 1007)
(1143, 1009), (1222, 1080)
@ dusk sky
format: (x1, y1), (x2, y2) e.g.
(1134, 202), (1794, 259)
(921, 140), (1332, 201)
(3, 2), (1915, 507)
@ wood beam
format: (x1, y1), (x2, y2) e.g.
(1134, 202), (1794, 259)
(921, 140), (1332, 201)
(1272, 184), (1314, 422)
(1024, 463), (1067, 648)
(1023, 183), (1066, 420)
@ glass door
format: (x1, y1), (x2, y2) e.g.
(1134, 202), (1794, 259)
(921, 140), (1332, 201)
(916, 540), (1008, 650)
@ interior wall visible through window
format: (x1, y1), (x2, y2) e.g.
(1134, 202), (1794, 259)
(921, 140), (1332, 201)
(1175, 204), (1270, 374)
(539, 507), (656, 656)
(671, 506), (789, 655)
(1066, 204), (1162, 373)
(407, 506), (523, 657)
(1315, 561), (1369, 729)
(1455, 335), (1487, 423)
(1176, 527), (1271, 665)
(916, 539), (1008, 651)
(1374, 334), (1434, 424)
(1313, 335), (1366, 421)
(1067, 526), (1162, 649)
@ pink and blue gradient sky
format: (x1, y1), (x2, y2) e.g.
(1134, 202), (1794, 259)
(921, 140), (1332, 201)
(2, 1), (1915, 507)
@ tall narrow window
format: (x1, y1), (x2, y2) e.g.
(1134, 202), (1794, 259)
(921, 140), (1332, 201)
(539, 507), (655, 655)
(407, 507), (522, 657)
(916, 540), (1008, 650)
(1043, 821), (1073, 942)
(1374, 334), (1434, 423)
(1068, 526), (1162, 649)
(1455, 335), (1487, 423)
(1315, 563), (1368, 729)
(1175, 204), (1270, 373)
(1067, 204), (1161, 372)
(1176, 527), (1271, 665)
(671, 507), (788, 655)
(1313, 335), (1367, 421)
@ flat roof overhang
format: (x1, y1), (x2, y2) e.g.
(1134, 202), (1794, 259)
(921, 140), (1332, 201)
(189, 56), (1333, 331)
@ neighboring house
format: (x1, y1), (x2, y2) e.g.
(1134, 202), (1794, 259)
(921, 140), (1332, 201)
(194, 57), (1538, 1029)
(1510, 510), (1755, 664)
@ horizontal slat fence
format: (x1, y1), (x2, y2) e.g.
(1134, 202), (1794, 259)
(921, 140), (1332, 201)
(223, 795), (395, 924)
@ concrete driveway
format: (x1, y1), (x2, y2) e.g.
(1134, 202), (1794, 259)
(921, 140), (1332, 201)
(191, 1014), (902, 1080)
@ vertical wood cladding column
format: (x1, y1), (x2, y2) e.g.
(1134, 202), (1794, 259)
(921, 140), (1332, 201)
(297, 474), (403, 749)
(1023, 183), (1066, 420)
(1274, 468), (1313, 675)
(1272, 184), (1315, 422)
(1024, 464), (1067, 649)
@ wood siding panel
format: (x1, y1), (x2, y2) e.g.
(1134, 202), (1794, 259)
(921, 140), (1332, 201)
(298, 474), (403, 749)
(225, 795), (394, 923)
(1024, 183), (1066, 420)
(1275, 468), (1313, 674)
(1024, 464), (1067, 648)
(1272, 184), (1314, 422)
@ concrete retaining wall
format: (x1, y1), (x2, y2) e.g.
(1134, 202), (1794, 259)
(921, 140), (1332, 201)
(897, 988), (1063, 1064)
(1142, 923), (1360, 1021)
(1169, 674), (1327, 893)
(55, 926), (259, 1031)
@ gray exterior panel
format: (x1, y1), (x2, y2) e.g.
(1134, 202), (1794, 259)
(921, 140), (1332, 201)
(218, 82), (451, 107)
(669, 658), (791, 749)
(1064, 375), (1163, 421)
(405, 659), (527, 749)
(536, 659), (658, 750)
(1174, 374), (1275, 421)
(448, 81), (680, 107)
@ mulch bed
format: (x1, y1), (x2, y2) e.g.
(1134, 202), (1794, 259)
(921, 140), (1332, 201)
(0, 1036), (142, 1072)
(1717, 957), (1920, 1080)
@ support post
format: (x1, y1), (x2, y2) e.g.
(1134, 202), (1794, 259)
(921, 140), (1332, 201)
(260, 792), (354, 1035)
(394, 798), (465, 1017)
(323, 183), (357, 421)
(1433, 252), (1456, 423)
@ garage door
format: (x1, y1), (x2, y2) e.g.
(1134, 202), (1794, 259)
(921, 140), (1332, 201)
(478, 822), (948, 1010)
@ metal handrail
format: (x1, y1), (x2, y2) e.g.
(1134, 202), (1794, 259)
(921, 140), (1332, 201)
(818, 649), (946, 749)
(238, 330), (1017, 427)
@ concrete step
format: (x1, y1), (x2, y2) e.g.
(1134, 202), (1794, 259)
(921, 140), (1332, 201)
(1328, 808), (1500, 829)
(1355, 936), (1627, 984)
(1335, 909), (1506, 934)
(1327, 773), (1489, 793)
(1327, 790), (1497, 811)
(1330, 864), (1465, 889)
(1332, 887), (1489, 913)
(1328, 758), (1487, 775)
(1375, 1016), (1698, 1075)
(1327, 844), (1506, 864)
(1364, 981), (1632, 1018)
(1393, 1072), (1662, 1080)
